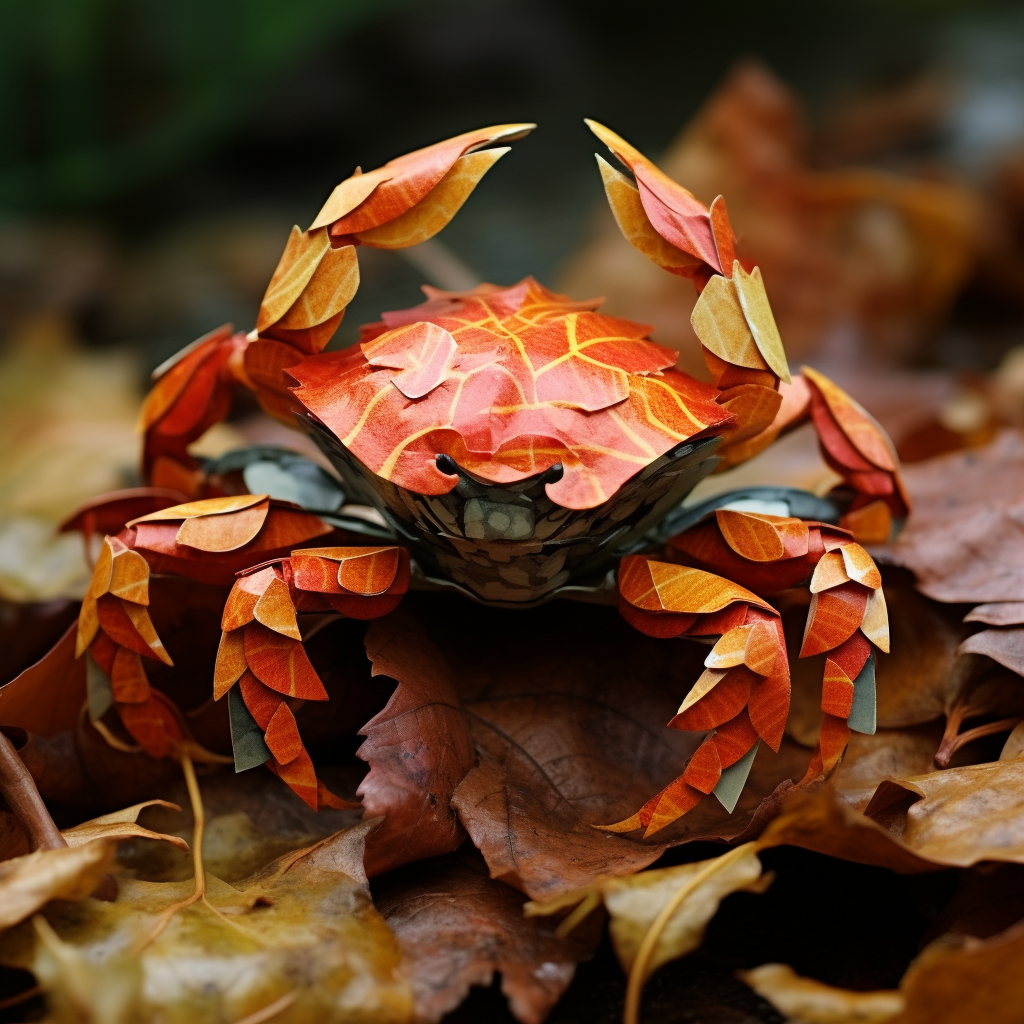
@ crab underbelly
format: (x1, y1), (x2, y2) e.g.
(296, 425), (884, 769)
(305, 415), (723, 607)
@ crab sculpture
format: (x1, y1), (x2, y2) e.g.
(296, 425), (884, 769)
(63, 120), (904, 835)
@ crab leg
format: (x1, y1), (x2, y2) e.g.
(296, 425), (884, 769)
(609, 556), (789, 837)
(215, 545), (409, 810)
(612, 508), (889, 835)
(139, 125), (533, 496)
(588, 122), (909, 544)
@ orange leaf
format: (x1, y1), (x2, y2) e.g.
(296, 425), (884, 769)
(107, 544), (150, 605)
(619, 555), (774, 615)
(213, 628), (247, 700)
(801, 583), (869, 657)
(809, 550), (849, 593)
(128, 493), (269, 525)
(97, 596), (171, 665)
(839, 500), (892, 545)
(175, 500), (270, 552)
(802, 366), (897, 472)
(362, 321), (458, 400)
(354, 148), (510, 250)
(268, 747), (319, 811)
(253, 575), (300, 640)
(671, 667), (753, 731)
(861, 586), (891, 654)
(839, 543), (882, 589)
(691, 274), (767, 370)
(110, 648), (150, 704)
(747, 671), (790, 751)
(682, 737), (723, 794)
(821, 661), (855, 718)
(117, 691), (186, 760)
(716, 511), (808, 563)
(256, 226), (331, 332)
(264, 703), (304, 765)
(243, 622), (327, 699)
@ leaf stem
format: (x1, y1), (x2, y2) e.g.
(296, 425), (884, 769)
(623, 842), (759, 1024)
(135, 753), (206, 951)
(555, 891), (601, 939)
(0, 730), (66, 852)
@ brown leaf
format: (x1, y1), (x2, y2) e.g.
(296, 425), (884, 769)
(830, 724), (945, 811)
(758, 786), (939, 873)
(0, 840), (116, 931)
(886, 431), (1024, 605)
(358, 610), (476, 877)
(0, 621), (86, 736)
(375, 853), (596, 1024)
(958, 627), (1024, 677)
(864, 759), (1024, 866)
(891, 918), (1024, 1024)
(362, 598), (808, 901)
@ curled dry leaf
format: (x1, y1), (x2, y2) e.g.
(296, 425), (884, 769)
(863, 760), (1024, 867)
(0, 839), (115, 931)
(740, 963), (903, 1024)
(61, 799), (189, 852)
(526, 843), (768, 983)
(374, 853), (597, 1024)
(890, 916), (1024, 1024)
(830, 724), (945, 812)
(958, 626), (1024, 677)
(741, 915), (1024, 1024)
(0, 822), (413, 1024)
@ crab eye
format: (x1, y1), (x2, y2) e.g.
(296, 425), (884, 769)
(435, 453), (458, 476)
(540, 463), (564, 484)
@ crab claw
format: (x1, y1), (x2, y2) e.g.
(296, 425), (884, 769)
(586, 119), (738, 287)
(308, 123), (535, 245)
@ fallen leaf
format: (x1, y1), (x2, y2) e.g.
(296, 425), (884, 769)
(830, 724), (945, 812)
(527, 843), (768, 981)
(886, 431), (1024, 605)
(362, 598), (812, 900)
(358, 610), (476, 877)
(864, 760), (1024, 867)
(0, 822), (413, 1024)
(374, 853), (597, 1024)
(61, 800), (188, 853)
(741, 963), (903, 1024)
(0, 840), (115, 931)
(958, 626), (1024, 677)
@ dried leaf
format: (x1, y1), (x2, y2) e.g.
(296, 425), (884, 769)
(0, 823), (413, 1024)
(0, 840), (115, 931)
(887, 431), (1024, 604)
(741, 963), (903, 1024)
(528, 843), (768, 983)
(0, 621), (86, 735)
(375, 854), (595, 1024)
(62, 800), (188, 852)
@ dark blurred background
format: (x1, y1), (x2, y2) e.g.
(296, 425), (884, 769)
(4, 0), (1024, 603)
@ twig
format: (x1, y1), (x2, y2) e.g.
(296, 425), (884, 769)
(0, 983), (42, 1011)
(0, 730), (65, 852)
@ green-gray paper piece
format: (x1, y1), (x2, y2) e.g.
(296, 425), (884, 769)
(85, 652), (114, 721)
(229, 686), (271, 772)
(848, 652), (877, 735)
(713, 740), (760, 813)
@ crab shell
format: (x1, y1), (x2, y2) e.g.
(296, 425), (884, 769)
(289, 279), (735, 605)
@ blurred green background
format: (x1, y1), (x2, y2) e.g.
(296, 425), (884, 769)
(4, 0), (1023, 363)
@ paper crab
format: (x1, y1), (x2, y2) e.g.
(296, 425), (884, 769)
(63, 120), (904, 835)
